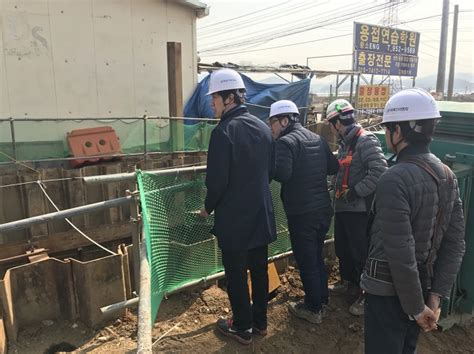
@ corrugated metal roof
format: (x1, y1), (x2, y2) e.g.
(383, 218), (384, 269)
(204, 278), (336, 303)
(437, 101), (474, 115)
(436, 101), (474, 139)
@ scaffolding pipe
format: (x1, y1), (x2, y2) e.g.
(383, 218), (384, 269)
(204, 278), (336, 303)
(137, 240), (152, 353)
(0, 116), (217, 123)
(83, 165), (207, 184)
(0, 152), (206, 166)
(100, 239), (335, 315)
(0, 195), (133, 233)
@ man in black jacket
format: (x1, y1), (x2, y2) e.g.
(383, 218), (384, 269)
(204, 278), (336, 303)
(361, 88), (465, 354)
(269, 100), (339, 324)
(200, 69), (277, 345)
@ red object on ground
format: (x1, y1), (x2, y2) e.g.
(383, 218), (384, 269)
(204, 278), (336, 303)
(67, 126), (122, 167)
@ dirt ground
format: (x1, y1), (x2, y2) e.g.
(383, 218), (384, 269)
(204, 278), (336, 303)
(7, 263), (474, 354)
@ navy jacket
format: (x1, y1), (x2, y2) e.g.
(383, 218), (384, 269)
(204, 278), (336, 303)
(205, 105), (277, 251)
(274, 123), (339, 225)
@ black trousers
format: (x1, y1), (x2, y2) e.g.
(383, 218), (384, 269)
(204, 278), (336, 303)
(334, 211), (369, 286)
(221, 245), (268, 331)
(287, 212), (329, 312)
(365, 294), (421, 354)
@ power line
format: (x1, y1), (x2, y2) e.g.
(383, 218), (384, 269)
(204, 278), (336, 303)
(201, 11), (471, 56)
(202, 33), (351, 56)
(202, 2), (389, 52)
(199, 0), (344, 42)
(199, 0), (352, 44)
(200, 2), (393, 53)
(199, 0), (319, 38)
(199, 0), (292, 30)
(199, 2), (383, 51)
(307, 53), (352, 59)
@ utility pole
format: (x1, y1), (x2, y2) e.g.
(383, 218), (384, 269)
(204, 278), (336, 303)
(436, 0), (450, 96)
(447, 4), (459, 100)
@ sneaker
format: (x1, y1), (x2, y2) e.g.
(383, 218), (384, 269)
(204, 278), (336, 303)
(328, 280), (348, 295)
(216, 318), (252, 345)
(349, 295), (365, 316)
(288, 302), (322, 324)
(321, 303), (330, 317)
(252, 326), (268, 336)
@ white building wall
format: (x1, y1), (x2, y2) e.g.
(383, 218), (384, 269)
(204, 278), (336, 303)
(0, 0), (198, 142)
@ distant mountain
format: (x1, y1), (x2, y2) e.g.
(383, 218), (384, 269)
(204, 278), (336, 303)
(310, 72), (474, 94)
(413, 74), (474, 93)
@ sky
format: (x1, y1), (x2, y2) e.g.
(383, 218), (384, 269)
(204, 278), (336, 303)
(196, 0), (474, 82)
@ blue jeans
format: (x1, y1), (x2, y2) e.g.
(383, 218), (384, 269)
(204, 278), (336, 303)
(287, 212), (329, 312)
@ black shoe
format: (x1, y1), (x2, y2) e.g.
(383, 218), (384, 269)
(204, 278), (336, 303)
(252, 325), (268, 336)
(349, 294), (365, 316)
(216, 318), (252, 345)
(288, 301), (323, 324)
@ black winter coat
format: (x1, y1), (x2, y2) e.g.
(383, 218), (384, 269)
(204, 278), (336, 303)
(274, 123), (339, 225)
(204, 105), (277, 251)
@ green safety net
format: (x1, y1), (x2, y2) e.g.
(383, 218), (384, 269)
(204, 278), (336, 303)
(136, 170), (291, 322)
(0, 120), (216, 163)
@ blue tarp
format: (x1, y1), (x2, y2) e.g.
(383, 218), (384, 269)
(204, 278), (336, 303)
(184, 73), (311, 125)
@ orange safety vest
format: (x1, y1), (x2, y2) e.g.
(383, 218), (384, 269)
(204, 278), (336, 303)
(335, 128), (365, 199)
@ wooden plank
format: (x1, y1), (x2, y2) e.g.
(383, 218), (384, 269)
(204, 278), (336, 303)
(101, 164), (121, 224)
(81, 165), (104, 228)
(0, 175), (28, 244)
(21, 174), (48, 239)
(62, 169), (86, 228)
(167, 42), (184, 151)
(42, 169), (68, 234)
(0, 223), (131, 260)
(0, 316), (6, 354)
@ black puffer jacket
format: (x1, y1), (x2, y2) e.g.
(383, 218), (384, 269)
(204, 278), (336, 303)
(361, 144), (466, 316)
(274, 123), (339, 224)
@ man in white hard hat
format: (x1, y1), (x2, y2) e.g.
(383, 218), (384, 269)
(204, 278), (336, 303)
(200, 68), (277, 345)
(325, 99), (387, 316)
(269, 100), (338, 324)
(361, 88), (465, 354)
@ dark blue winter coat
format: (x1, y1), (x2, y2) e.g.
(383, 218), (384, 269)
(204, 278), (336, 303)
(204, 105), (277, 251)
(274, 123), (339, 226)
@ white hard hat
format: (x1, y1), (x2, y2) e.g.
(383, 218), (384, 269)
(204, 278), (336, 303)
(326, 99), (354, 121)
(383, 88), (441, 123)
(207, 68), (246, 95)
(269, 100), (300, 119)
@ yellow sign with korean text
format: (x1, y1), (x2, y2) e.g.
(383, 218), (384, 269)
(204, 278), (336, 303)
(357, 85), (390, 109)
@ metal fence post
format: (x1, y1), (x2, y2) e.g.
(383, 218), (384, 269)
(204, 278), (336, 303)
(130, 193), (141, 295)
(143, 116), (148, 165)
(9, 118), (17, 160)
(137, 236), (152, 353)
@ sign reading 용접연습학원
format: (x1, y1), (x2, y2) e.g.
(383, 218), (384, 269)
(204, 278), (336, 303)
(353, 22), (420, 77)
